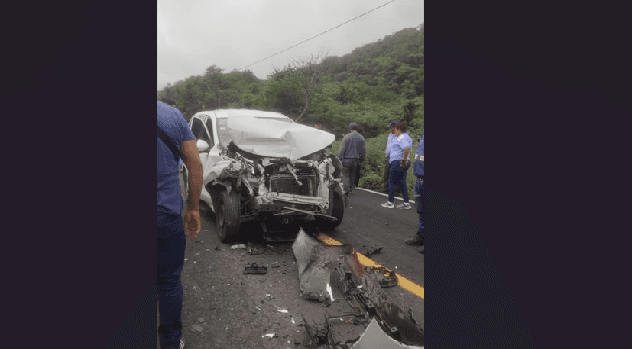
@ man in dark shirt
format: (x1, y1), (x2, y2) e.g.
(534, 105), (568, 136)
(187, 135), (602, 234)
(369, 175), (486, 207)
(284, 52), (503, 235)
(406, 132), (425, 253)
(337, 123), (366, 195)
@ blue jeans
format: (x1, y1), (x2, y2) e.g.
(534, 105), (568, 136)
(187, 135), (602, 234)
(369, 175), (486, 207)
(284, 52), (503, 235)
(388, 160), (409, 203)
(415, 178), (425, 235)
(157, 213), (186, 348)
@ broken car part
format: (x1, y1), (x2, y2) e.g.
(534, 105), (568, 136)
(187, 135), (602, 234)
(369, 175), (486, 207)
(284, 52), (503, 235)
(243, 263), (267, 274)
(292, 229), (424, 347)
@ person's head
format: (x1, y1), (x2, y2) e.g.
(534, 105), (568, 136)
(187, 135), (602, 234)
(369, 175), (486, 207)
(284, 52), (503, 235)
(388, 120), (398, 134)
(349, 123), (359, 131)
(394, 122), (407, 135)
(161, 97), (176, 107)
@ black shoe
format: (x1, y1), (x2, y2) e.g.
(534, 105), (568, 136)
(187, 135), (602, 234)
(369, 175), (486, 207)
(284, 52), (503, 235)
(405, 232), (424, 246)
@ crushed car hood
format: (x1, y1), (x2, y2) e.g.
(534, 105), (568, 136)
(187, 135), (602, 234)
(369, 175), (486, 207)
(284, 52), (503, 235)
(215, 109), (335, 160)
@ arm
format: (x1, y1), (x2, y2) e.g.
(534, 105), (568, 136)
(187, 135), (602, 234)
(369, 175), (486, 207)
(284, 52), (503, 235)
(361, 140), (367, 163)
(337, 135), (347, 159)
(181, 140), (203, 239)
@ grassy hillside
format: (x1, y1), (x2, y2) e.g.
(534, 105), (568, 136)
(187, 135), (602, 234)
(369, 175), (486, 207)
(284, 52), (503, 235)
(158, 24), (424, 193)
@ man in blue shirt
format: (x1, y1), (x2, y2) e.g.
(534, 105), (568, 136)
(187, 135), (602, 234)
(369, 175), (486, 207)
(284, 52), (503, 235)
(338, 123), (366, 195)
(406, 132), (424, 253)
(383, 120), (399, 193)
(382, 122), (413, 209)
(160, 97), (186, 172)
(157, 101), (203, 349)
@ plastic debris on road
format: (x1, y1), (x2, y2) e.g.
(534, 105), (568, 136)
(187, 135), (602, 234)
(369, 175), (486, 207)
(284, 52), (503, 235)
(262, 333), (276, 339)
(351, 318), (423, 348)
(231, 244), (246, 249)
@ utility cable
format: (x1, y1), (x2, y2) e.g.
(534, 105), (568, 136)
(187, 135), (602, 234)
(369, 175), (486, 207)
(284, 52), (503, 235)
(241, 0), (397, 70)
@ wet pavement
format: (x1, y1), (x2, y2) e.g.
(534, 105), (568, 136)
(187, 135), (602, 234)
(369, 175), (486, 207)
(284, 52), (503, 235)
(157, 173), (424, 348)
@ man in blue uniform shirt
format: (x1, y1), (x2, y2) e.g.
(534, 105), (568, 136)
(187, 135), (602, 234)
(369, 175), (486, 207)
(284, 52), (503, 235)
(406, 132), (424, 253)
(382, 122), (413, 209)
(383, 120), (398, 193)
(157, 101), (203, 349)
(337, 123), (366, 195)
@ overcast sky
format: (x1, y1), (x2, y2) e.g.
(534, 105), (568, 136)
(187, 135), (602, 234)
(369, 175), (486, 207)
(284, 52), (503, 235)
(157, 0), (424, 90)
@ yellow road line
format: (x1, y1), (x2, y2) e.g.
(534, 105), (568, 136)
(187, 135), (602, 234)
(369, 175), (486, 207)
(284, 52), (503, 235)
(317, 233), (424, 300)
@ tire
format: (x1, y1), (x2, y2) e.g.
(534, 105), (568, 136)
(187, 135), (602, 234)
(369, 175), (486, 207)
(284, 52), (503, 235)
(318, 191), (344, 230)
(215, 188), (241, 242)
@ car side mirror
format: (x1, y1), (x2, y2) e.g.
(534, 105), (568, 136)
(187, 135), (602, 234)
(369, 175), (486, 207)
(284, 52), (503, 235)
(196, 140), (210, 152)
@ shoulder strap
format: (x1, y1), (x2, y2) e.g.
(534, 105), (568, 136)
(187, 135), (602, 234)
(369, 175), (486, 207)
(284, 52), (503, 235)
(157, 123), (181, 162)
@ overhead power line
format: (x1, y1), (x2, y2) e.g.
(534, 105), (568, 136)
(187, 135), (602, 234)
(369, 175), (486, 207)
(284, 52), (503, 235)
(241, 0), (397, 70)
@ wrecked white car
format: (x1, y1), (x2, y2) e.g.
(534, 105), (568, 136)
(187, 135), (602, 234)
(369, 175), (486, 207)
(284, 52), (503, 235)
(182, 109), (345, 242)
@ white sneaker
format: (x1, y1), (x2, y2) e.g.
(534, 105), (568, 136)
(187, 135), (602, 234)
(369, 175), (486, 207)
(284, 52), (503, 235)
(381, 201), (394, 208)
(397, 202), (412, 210)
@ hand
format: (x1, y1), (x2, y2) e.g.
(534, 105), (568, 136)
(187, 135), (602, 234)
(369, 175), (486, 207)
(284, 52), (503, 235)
(184, 208), (201, 239)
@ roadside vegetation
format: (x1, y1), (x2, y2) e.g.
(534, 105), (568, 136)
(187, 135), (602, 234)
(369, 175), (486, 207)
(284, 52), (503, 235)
(158, 24), (424, 194)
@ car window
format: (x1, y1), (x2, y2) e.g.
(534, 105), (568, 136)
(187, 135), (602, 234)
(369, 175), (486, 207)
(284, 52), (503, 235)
(191, 117), (211, 144)
(205, 118), (215, 146)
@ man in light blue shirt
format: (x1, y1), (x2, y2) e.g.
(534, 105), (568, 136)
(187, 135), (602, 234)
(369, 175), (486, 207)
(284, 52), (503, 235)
(382, 122), (413, 209)
(383, 120), (399, 192)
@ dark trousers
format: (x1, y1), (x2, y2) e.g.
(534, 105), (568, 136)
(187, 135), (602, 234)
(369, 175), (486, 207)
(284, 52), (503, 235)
(415, 178), (425, 234)
(388, 160), (409, 203)
(342, 159), (359, 193)
(383, 159), (390, 189)
(354, 162), (361, 188)
(157, 213), (186, 348)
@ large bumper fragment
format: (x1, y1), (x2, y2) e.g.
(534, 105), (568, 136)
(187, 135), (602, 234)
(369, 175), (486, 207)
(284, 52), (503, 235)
(292, 230), (424, 347)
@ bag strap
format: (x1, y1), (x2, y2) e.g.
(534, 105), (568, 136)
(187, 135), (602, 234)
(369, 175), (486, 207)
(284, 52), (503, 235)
(157, 123), (181, 162)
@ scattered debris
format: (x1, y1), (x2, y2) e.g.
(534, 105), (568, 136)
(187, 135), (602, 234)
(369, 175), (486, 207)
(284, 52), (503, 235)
(214, 246), (225, 252)
(192, 324), (203, 333)
(368, 266), (399, 288)
(292, 229), (424, 347)
(351, 318), (423, 348)
(197, 318), (204, 323)
(231, 244), (247, 250)
(248, 246), (263, 255)
(359, 244), (383, 257)
(262, 333), (277, 339)
(243, 263), (267, 274)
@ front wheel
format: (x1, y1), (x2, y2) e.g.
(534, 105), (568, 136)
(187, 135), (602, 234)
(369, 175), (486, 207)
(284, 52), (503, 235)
(215, 188), (241, 242)
(317, 192), (344, 230)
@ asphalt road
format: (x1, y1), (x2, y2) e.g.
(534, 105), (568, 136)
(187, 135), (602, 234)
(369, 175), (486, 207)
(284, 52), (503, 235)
(157, 174), (424, 348)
